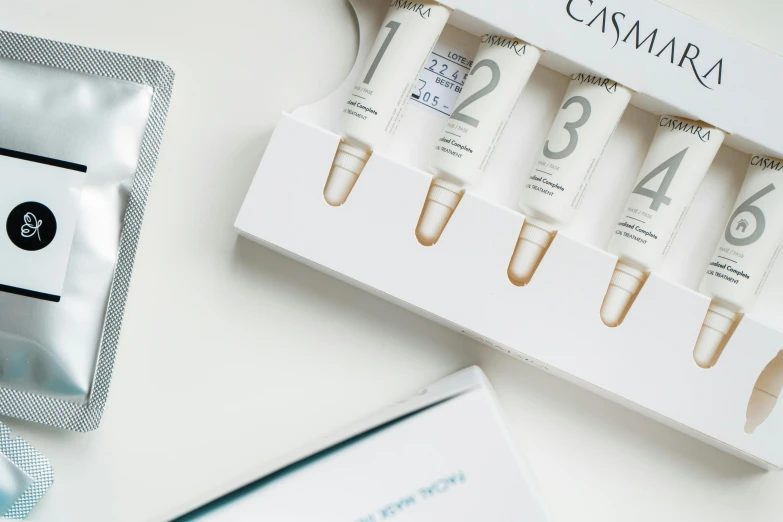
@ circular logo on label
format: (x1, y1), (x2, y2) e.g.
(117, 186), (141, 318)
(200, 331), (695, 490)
(6, 202), (57, 251)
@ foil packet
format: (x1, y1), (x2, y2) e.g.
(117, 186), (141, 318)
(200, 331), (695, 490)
(0, 422), (54, 519)
(0, 30), (174, 430)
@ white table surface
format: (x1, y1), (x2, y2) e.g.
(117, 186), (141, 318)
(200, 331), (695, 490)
(4, 1), (783, 520)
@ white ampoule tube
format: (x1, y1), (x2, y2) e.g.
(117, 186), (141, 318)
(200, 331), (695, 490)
(323, 1), (451, 206)
(508, 73), (632, 284)
(693, 155), (783, 367)
(415, 35), (541, 245)
(601, 116), (725, 326)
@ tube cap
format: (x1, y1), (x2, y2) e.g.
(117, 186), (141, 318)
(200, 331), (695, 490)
(693, 303), (737, 368)
(416, 180), (461, 245)
(600, 262), (644, 327)
(323, 142), (370, 206)
(507, 222), (554, 285)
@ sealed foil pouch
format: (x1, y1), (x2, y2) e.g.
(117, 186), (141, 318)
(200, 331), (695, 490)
(0, 30), (174, 430)
(0, 422), (54, 519)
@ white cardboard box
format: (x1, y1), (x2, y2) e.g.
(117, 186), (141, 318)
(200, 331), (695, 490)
(173, 367), (549, 522)
(235, 0), (783, 469)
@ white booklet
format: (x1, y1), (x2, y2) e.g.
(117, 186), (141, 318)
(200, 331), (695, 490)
(174, 367), (549, 522)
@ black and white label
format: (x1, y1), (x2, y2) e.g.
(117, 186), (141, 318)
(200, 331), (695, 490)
(6, 201), (58, 251)
(0, 148), (86, 302)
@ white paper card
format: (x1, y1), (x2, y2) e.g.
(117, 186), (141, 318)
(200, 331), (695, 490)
(0, 148), (86, 302)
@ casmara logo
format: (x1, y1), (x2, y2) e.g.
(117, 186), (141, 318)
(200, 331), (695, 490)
(566, 0), (724, 90)
(390, 0), (431, 18)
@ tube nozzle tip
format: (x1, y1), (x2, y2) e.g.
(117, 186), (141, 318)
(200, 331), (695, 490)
(324, 167), (358, 206)
(600, 263), (644, 327)
(600, 285), (633, 327)
(323, 142), (369, 206)
(693, 304), (737, 368)
(693, 327), (725, 368)
(507, 222), (553, 286)
(416, 200), (452, 246)
(416, 180), (461, 246)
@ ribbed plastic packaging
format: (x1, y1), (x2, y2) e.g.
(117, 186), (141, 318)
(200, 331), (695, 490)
(0, 422), (54, 519)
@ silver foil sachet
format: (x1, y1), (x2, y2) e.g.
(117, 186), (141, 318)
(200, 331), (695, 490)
(0, 30), (175, 430)
(0, 422), (54, 519)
